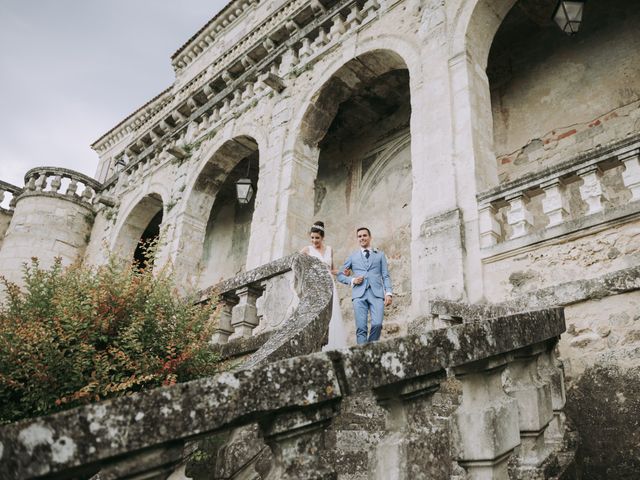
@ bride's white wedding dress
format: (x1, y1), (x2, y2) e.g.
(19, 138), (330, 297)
(307, 245), (348, 350)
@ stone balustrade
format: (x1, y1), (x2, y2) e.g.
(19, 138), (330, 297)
(97, 0), (384, 184)
(478, 135), (640, 252)
(0, 305), (570, 480)
(19, 167), (103, 208)
(0, 180), (22, 211)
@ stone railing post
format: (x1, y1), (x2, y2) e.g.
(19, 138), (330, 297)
(211, 294), (238, 344)
(478, 203), (501, 247)
(578, 166), (608, 215)
(260, 404), (338, 480)
(373, 374), (446, 480)
(541, 179), (570, 228)
(506, 194), (533, 239)
(451, 356), (520, 480)
(503, 344), (554, 468)
(230, 285), (263, 339)
(620, 149), (640, 202)
(537, 343), (566, 446)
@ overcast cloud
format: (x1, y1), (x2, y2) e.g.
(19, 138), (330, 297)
(0, 0), (228, 186)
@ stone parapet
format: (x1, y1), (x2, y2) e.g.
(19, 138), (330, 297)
(0, 307), (568, 479)
(478, 134), (640, 251)
(19, 166), (102, 210)
(0, 179), (22, 212)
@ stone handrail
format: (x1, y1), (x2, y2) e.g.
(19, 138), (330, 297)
(478, 134), (640, 251)
(20, 167), (103, 207)
(0, 307), (567, 480)
(0, 180), (22, 211)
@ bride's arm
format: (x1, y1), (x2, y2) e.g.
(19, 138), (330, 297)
(330, 248), (338, 275)
(300, 246), (309, 254)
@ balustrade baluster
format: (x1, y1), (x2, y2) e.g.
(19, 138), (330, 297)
(66, 179), (78, 197)
(346, 5), (363, 28)
(230, 285), (262, 338)
(541, 179), (570, 227)
(452, 356), (520, 480)
(478, 204), (501, 247)
(362, 0), (381, 19)
(212, 294), (238, 344)
(34, 173), (47, 191)
(506, 194), (533, 239)
(50, 175), (62, 193)
(299, 37), (312, 60)
(578, 166), (608, 215)
(620, 149), (640, 202)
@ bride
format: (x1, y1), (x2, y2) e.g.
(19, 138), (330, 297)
(301, 221), (348, 350)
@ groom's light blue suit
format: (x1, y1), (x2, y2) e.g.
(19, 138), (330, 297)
(337, 248), (392, 344)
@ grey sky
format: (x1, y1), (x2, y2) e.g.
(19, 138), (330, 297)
(0, 0), (228, 187)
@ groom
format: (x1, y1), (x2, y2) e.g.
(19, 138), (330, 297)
(337, 227), (393, 344)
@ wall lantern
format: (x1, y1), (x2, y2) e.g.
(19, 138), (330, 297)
(552, 1), (586, 35)
(235, 177), (254, 205)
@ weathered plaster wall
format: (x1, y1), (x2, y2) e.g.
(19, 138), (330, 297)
(489, 0), (640, 181)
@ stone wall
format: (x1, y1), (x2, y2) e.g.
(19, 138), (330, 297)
(489, 0), (640, 182)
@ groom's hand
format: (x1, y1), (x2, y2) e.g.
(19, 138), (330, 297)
(384, 294), (392, 307)
(353, 275), (364, 285)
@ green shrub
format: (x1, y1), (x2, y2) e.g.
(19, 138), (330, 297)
(0, 254), (219, 423)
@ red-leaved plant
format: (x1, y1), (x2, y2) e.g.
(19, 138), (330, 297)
(0, 253), (219, 423)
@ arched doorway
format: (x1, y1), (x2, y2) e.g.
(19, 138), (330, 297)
(297, 49), (413, 337)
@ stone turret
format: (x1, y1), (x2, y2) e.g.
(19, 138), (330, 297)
(0, 167), (100, 286)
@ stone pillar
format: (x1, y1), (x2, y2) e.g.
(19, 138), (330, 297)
(620, 149), (640, 202)
(230, 286), (262, 338)
(506, 194), (533, 239)
(451, 356), (520, 480)
(578, 166), (608, 215)
(541, 179), (570, 228)
(373, 374), (448, 480)
(537, 344), (567, 446)
(211, 294), (239, 344)
(478, 204), (501, 248)
(260, 405), (338, 480)
(503, 345), (554, 467)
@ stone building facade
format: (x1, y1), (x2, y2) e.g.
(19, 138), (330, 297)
(1, 0), (639, 477)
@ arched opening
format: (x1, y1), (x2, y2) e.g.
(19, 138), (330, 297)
(200, 151), (259, 285)
(299, 49), (413, 335)
(113, 193), (164, 265)
(180, 135), (260, 288)
(487, 0), (640, 182)
(133, 210), (163, 268)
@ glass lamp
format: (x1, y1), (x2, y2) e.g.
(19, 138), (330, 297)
(235, 177), (254, 204)
(553, 1), (586, 35)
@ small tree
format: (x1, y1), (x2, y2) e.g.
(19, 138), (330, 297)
(0, 253), (219, 423)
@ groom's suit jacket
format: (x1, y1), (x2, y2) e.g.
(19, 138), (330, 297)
(337, 249), (392, 299)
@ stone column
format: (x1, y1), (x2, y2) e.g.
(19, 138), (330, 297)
(503, 345), (554, 467)
(578, 166), (608, 215)
(541, 179), (570, 228)
(211, 294), (239, 344)
(506, 194), (533, 239)
(230, 286), (263, 338)
(478, 204), (501, 248)
(260, 404), (338, 480)
(451, 356), (520, 480)
(620, 149), (640, 202)
(373, 373), (448, 480)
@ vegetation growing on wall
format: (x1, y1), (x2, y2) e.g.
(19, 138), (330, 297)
(0, 252), (219, 423)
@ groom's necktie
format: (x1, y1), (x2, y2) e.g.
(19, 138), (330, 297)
(364, 249), (370, 259)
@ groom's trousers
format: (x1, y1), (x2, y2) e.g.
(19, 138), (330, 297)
(353, 287), (384, 344)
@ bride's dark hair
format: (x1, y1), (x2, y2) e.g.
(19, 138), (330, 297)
(310, 221), (325, 237)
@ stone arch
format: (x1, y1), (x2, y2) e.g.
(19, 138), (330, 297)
(289, 47), (415, 339)
(175, 134), (260, 288)
(488, 0), (640, 180)
(111, 193), (165, 263)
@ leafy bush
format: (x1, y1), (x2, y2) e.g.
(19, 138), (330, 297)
(0, 254), (219, 423)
